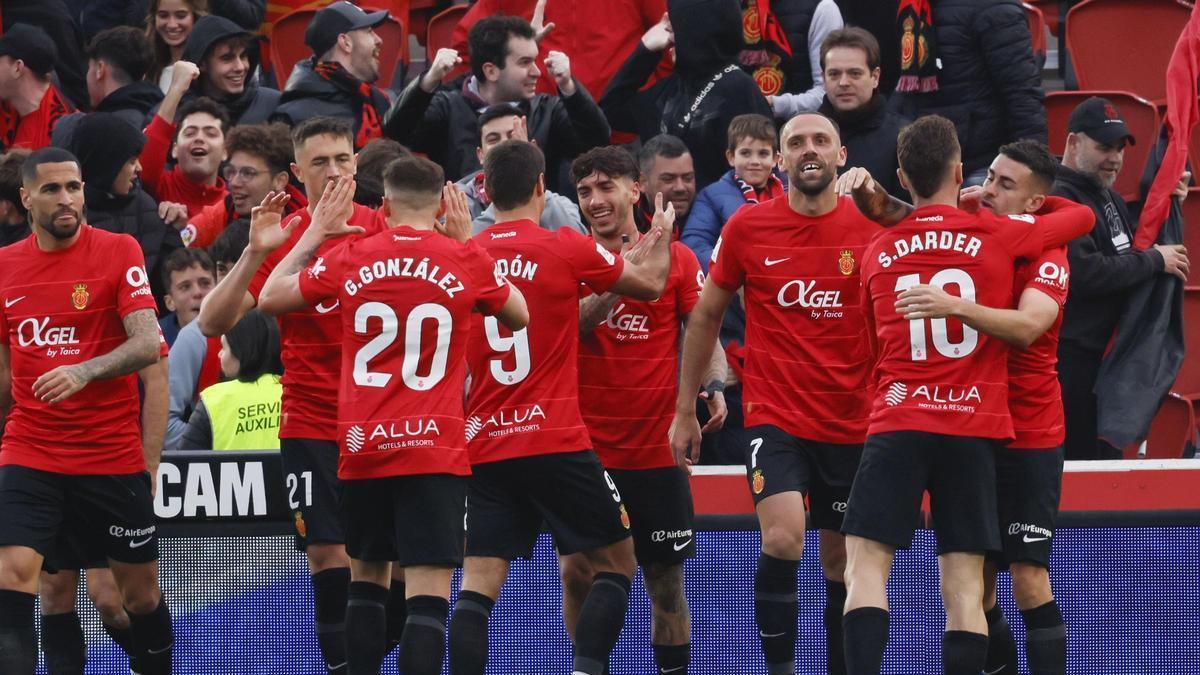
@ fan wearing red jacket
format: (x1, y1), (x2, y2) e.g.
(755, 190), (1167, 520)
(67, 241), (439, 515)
(447, 141), (672, 675)
(840, 117), (1093, 675)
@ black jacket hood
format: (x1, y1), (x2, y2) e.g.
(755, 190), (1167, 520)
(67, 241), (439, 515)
(669, 0), (743, 79)
(68, 112), (146, 208)
(183, 15), (255, 65)
(97, 81), (163, 115)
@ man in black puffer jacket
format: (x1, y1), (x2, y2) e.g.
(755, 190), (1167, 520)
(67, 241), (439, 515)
(890, 0), (1046, 184)
(177, 15), (280, 126)
(62, 112), (184, 307)
(51, 27), (163, 148)
(602, 0), (772, 189)
(384, 15), (610, 190)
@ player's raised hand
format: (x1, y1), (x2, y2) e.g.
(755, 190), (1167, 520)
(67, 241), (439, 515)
(651, 191), (676, 237)
(959, 185), (985, 213)
(421, 48), (463, 92)
(248, 191), (298, 255)
(531, 0), (556, 41)
(310, 176), (364, 240)
(641, 13), (674, 52)
(835, 166), (876, 198)
(437, 182), (473, 243)
(168, 60), (200, 95)
(895, 284), (961, 320)
(33, 364), (90, 405)
(621, 227), (660, 265)
(668, 411), (702, 474)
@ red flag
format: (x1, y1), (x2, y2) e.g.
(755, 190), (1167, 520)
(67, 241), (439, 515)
(1134, 0), (1200, 249)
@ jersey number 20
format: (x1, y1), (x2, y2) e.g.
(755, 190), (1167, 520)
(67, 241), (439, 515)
(353, 301), (451, 390)
(894, 269), (979, 361)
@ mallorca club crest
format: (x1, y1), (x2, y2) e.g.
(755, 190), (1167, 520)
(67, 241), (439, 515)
(293, 512), (307, 538)
(619, 504), (631, 530)
(71, 283), (90, 310)
(838, 250), (856, 276)
(751, 469), (765, 495)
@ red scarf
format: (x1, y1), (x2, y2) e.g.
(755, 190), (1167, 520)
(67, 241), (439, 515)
(740, 0), (794, 96)
(473, 172), (490, 207)
(896, 0), (939, 93)
(0, 85), (72, 151)
(314, 61), (383, 149)
(735, 172), (786, 204)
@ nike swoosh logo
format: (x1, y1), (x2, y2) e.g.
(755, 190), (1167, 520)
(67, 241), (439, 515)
(147, 642), (173, 655)
(326, 662), (347, 670)
(4, 296), (25, 308)
(759, 629), (787, 638)
(661, 667), (685, 674)
(129, 537), (153, 549)
(764, 257), (789, 267)
(314, 300), (340, 314)
(672, 538), (692, 551)
(983, 667), (1007, 675)
(1022, 534), (1050, 543)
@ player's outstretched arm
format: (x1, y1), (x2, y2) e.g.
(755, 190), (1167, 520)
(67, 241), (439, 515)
(494, 282), (529, 332)
(197, 190), (299, 336)
(697, 335), (729, 433)
(32, 308), (160, 405)
(895, 284), (1059, 349)
(1035, 196), (1094, 249)
(669, 279), (735, 471)
(610, 193), (673, 300)
(579, 233), (649, 335)
(837, 167), (912, 227)
(138, 358), (169, 494)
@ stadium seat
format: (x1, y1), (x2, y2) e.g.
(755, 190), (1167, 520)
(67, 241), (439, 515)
(1133, 393), (1198, 459)
(425, 4), (470, 83)
(1028, 0), (1061, 37)
(270, 5), (406, 90)
(1064, 0), (1191, 105)
(1176, 289), (1200, 394)
(1023, 3), (1048, 62)
(1045, 90), (1159, 202)
(1182, 188), (1200, 266)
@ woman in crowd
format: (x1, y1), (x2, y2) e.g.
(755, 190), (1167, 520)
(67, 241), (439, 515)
(147, 0), (209, 92)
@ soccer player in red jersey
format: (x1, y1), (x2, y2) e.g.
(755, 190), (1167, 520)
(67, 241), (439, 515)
(843, 140), (1072, 675)
(671, 112), (880, 675)
(0, 147), (172, 675)
(446, 140), (673, 675)
(195, 117), (387, 674)
(564, 146), (727, 675)
(258, 164), (528, 675)
(840, 117), (1092, 675)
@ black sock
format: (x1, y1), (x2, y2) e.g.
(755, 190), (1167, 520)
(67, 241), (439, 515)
(822, 580), (848, 675)
(345, 581), (388, 675)
(572, 572), (630, 675)
(755, 553), (798, 674)
(398, 595), (449, 675)
(385, 579), (407, 654)
(842, 607), (888, 675)
(127, 600), (173, 675)
(0, 590), (37, 675)
(1022, 600), (1066, 675)
(101, 622), (140, 673)
(984, 604), (1018, 674)
(449, 590), (494, 675)
(943, 630), (988, 675)
(312, 567), (350, 675)
(41, 611), (86, 675)
(652, 643), (689, 674)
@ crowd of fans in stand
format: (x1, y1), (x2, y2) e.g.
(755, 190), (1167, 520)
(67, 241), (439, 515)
(0, 0), (1189, 461)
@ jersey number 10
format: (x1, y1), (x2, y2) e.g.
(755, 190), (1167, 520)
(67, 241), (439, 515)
(893, 269), (979, 361)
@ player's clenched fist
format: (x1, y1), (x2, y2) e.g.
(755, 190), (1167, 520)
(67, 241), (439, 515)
(545, 51), (575, 95)
(421, 48), (463, 92)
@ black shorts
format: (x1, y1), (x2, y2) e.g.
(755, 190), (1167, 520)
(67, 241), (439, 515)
(842, 431), (1001, 555)
(343, 474), (466, 567)
(466, 450), (631, 560)
(608, 467), (695, 566)
(743, 425), (862, 531)
(44, 522), (109, 573)
(280, 438), (344, 551)
(991, 445), (1064, 568)
(0, 466), (158, 566)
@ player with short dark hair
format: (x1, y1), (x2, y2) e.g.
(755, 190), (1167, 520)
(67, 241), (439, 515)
(446, 139), (673, 675)
(194, 116), (386, 674)
(565, 145), (727, 675)
(258, 158), (529, 674)
(672, 112), (879, 675)
(840, 116), (1092, 675)
(0, 148), (171, 674)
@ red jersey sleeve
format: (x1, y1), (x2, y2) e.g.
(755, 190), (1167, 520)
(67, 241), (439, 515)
(1036, 196), (1095, 249)
(465, 240), (511, 315)
(992, 211), (1044, 263)
(1023, 247), (1070, 306)
(113, 235), (158, 318)
(560, 228), (625, 294)
(674, 243), (703, 316)
(297, 241), (348, 305)
(138, 115), (174, 200)
(707, 214), (745, 292)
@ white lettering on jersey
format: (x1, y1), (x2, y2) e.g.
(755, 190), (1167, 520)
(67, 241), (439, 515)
(494, 255), (539, 281)
(345, 257), (465, 298)
(776, 280), (844, 309)
(17, 317), (80, 348)
(1036, 261), (1068, 290)
(595, 242), (617, 266)
(605, 302), (650, 336)
(876, 231), (983, 268)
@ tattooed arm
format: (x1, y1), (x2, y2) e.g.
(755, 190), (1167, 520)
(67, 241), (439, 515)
(32, 308), (160, 405)
(836, 167), (913, 227)
(579, 293), (621, 336)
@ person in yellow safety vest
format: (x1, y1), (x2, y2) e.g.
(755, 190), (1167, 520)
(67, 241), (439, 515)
(181, 309), (283, 450)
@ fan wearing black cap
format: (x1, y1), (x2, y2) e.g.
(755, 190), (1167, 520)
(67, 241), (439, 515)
(1052, 96), (1191, 461)
(0, 24), (74, 152)
(178, 15), (281, 126)
(272, 1), (391, 150)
